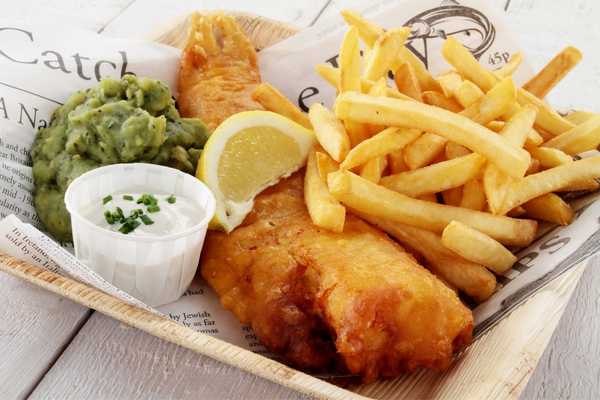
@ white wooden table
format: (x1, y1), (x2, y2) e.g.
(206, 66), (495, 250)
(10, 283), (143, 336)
(2, 1), (600, 399)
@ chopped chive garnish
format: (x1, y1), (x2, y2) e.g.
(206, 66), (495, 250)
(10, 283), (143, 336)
(103, 193), (166, 234)
(147, 205), (160, 213)
(118, 219), (141, 234)
(140, 214), (154, 225)
(104, 210), (114, 224)
(136, 194), (158, 206)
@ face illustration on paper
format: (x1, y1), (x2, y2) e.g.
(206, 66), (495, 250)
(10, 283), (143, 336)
(404, 0), (496, 68)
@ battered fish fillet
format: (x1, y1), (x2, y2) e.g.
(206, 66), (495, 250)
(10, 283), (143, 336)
(178, 13), (264, 131)
(201, 173), (473, 382)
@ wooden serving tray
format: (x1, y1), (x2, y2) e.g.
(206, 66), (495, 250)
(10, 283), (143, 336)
(0, 13), (589, 400)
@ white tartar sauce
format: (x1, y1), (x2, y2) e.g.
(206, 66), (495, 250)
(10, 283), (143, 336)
(82, 192), (204, 236)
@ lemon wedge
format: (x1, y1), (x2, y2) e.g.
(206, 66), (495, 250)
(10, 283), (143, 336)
(197, 111), (315, 232)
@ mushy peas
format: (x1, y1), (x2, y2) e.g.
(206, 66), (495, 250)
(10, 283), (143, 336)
(32, 75), (208, 242)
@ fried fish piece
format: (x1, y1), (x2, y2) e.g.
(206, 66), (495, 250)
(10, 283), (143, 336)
(201, 173), (473, 381)
(178, 13), (263, 131)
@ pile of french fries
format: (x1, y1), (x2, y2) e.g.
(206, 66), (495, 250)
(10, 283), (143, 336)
(252, 10), (600, 303)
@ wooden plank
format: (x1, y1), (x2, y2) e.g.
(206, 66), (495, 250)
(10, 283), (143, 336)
(101, 0), (331, 39)
(0, 273), (90, 399)
(521, 257), (600, 398)
(0, 2), (132, 399)
(4, 0), (133, 32)
(29, 313), (310, 400)
(0, 256), (361, 400)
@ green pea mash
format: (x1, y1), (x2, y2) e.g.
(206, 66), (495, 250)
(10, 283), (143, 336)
(32, 75), (208, 242)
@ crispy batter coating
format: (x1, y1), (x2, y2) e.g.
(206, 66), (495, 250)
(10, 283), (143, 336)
(180, 14), (473, 380)
(177, 13), (264, 131)
(201, 174), (473, 381)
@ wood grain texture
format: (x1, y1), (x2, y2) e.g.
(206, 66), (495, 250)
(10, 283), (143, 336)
(0, 273), (90, 399)
(521, 257), (600, 400)
(0, 254), (363, 400)
(4, 0), (132, 32)
(101, 0), (330, 39)
(29, 313), (311, 400)
(0, 3), (130, 399)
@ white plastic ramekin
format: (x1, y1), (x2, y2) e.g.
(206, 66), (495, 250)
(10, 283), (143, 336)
(65, 163), (216, 306)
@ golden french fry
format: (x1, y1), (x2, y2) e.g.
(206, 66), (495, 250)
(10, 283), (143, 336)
(445, 142), (471, 159)
(442, 37), (575, 136)
(344, 120), (371, 147)
(486, 121), (504, 132)
(308, 103), (351, 162)
(526, 129), (545, 147)
(523, 46), (582, 99)
(483, 108), (535, 215)
(430, 151), (447, 165)
(487, 120), (543, 147)
(507, 206), (526, 217)
(523, 146), (597, 190)
(500, 104), (537, 148)
(403, 133), (448, 170)
(315, 63), (342, 88)
(252, 83), (312, 129)
(367, 78), (388, 97)
(442, 186), (463, 206)
(316, 151), (339, 181)
(380, 153), (485, 197)
(340, 127), (420, 170)
(495, 52), (523, 78)
(453, 80), (484, 108)
(535, 126), (557, 142)
(525, 162), (542, 176)
(436, 71), (463, 98)
(423, 91), (463, 112)
(395, 46), (442, 92)
(527, 146), (573, 168)
(418, 193), (438, 202)
(361, 215), (497, 302)
(305, 150), (346, 232)
(460, 77), (516, 125)
(334, 92), (531, 178)
(560, 180), (600, 192)
(516, 89), (575, 136)
(394, 62), (423, 101)
(387, 149), (409, 174)
(328, 169), (537, 246)
(460, 179), (486, 211)
(442, 221), (516, 274)
(315, 64), (413, 101)
(340, 9), (384, 48)
(364, 28), (410, 81)
(483, 164), (512, 215)
(522, 193), (574, 225)
(442, 37), (498, 92)
(499, 156), (600, 214)
(338, 26), (362, 93)
(566, 111), (596, 125)
(359, 156), (387, 183)
(543, 115), (600, 155)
